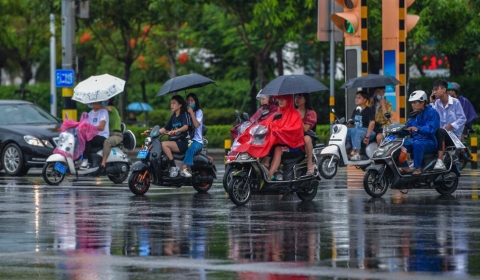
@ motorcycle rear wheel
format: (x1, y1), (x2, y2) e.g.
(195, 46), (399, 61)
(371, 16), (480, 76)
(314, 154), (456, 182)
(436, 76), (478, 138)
(108, 165), (130, 184)
(318, 155), (338, 179)
(42, 162), (66, 186)
(192, 169), (213, 193)
(128, 171), (151, 195)
(435, 172), (459, 195)
(228, 176), (251, 206)
(363, 169), (389, 198)
(296, 182), (318, 201)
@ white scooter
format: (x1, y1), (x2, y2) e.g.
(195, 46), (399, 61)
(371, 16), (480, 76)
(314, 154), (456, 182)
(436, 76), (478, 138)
(42, 124), (136, 185)
(318, 109), (377, 179)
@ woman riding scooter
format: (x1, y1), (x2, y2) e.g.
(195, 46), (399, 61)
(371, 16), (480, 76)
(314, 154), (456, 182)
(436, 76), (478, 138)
(156, 95), (192, 177)
(236, 95), (305, 180)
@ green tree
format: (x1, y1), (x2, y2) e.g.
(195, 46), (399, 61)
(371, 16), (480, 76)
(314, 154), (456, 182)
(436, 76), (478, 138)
(0, 0), (53, 99)
(81, 0), (161, 119)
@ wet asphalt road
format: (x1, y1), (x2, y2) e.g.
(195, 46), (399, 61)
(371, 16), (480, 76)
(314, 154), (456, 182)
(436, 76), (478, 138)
(1, 163), (480, 279)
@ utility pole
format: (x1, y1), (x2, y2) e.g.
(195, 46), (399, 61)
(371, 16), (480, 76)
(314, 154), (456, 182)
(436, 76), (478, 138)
(61, 0), (77, 120)
(50, 14), (56, 117)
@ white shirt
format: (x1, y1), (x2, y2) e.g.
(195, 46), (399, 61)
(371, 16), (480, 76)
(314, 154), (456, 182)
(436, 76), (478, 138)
(88, 109), (109, 138)
(192, 109), (204, 142)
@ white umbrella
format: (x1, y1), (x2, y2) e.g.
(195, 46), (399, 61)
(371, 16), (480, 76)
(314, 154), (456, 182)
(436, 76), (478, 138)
(72, 74), (126, 104)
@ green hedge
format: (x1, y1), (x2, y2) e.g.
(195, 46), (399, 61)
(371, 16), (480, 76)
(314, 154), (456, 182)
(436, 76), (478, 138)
(126, 124), (332, 148)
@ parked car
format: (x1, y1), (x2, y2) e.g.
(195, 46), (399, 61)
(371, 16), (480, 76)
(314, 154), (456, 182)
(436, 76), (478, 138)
(0, 100), (61, 176)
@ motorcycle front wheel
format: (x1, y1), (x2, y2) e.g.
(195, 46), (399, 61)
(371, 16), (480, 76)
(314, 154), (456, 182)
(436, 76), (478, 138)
(128, 170), (151, 195)
(318, 155), (338, 179)
(363, 169), (389, 198)
(42, 162), (66, 186)
(228, 176), (252, 206)
(223, 165), (237, 192)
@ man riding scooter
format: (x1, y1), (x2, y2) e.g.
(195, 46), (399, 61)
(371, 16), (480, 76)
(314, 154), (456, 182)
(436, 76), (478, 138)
(398, 90), (440, 175)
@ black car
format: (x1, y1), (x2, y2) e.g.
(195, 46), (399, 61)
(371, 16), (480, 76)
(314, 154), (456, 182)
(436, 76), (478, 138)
(0, 100), (61, 176)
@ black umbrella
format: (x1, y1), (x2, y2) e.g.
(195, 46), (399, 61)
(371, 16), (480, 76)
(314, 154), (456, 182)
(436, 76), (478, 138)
(156, 73), (216, 97)
(260, 74), (328, 96)
(340, 74), (401, 89)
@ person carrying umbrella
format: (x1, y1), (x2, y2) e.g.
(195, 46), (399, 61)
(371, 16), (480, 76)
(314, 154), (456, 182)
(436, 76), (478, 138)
(371, 86), (393, 145)
(295, 93), (317, 175)
(179, 93), (204, 178)
(97, 98), (123, 174)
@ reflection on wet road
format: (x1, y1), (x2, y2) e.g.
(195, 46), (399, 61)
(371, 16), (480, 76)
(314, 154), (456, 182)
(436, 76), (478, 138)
(1, 167), (480, 279)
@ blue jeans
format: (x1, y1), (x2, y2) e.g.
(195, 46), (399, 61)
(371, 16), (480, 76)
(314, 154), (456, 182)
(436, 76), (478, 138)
(347, 127), (367, 150)
(403, 138), (437, 169)
(184, 140), (203, 166)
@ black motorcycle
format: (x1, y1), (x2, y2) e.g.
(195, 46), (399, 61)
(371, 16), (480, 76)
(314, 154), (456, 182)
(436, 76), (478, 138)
(226, 118), (321, 206)
(363, 122), (461, 198)
(128, 125), (216, 195)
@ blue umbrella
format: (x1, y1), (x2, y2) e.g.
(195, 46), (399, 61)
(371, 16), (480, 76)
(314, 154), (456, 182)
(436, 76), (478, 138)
(126, 102), (153, 112)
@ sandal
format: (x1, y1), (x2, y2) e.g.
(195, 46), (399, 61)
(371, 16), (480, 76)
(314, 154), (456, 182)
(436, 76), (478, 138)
(412, 168), (422, 175)
(399, 167), (413, 174)
(306, 165), (315, 175)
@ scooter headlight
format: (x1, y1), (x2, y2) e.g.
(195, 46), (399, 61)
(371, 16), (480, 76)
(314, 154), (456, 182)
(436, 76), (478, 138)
(238, 152), (252, 160)
(332, 125), (341, 134)
(144, 137), (152, 146)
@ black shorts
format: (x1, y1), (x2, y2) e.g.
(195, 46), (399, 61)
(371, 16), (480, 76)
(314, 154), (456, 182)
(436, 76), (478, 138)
(175, 140), (189, 153)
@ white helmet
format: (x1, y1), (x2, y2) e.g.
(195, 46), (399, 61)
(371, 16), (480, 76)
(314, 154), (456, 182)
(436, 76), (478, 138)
(408, 90), (428, 103)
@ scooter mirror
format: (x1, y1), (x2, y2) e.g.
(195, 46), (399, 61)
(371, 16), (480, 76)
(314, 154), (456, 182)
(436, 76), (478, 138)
(384, 113), (391, 119)
(235, 110), (240, 118)
(150, 125), (161, 137)
(242, 112), (250, 121)
(273, 113), (282, 120)
(331, 108), (335, 113)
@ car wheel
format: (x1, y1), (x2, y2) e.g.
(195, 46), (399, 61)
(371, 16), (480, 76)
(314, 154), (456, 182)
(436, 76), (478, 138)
(2, 143), (25, 176)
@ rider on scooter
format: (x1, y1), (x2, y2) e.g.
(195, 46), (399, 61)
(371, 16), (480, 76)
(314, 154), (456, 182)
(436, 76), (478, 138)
(399, 90), (440, 175)
(235, 95), (305, 180)
(250, 91), (277, 124)
(429, 79), (466, 171)
(347, 91), (376, 161)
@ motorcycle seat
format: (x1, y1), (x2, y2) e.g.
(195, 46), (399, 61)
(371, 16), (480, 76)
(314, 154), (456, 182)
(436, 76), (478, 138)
(173, 153), (185, 160)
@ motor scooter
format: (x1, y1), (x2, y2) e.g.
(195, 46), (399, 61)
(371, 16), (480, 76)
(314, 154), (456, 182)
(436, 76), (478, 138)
(128, 125), (216, 195)
(318, 108), (377, 179)
(42, 123), (136, 185)
(363, 122), (462, 198)
(226, 116), (322, 206)
(459, 127), (474, 170)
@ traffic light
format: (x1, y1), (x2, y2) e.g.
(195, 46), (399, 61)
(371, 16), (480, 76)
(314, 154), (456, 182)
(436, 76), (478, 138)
(330, 0), (362, 46)
(330, 0), (368, 118)
(382, 0), (419, 123)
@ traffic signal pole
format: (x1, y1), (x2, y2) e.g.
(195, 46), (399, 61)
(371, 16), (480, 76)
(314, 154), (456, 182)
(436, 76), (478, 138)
(382, 0), (419, 123)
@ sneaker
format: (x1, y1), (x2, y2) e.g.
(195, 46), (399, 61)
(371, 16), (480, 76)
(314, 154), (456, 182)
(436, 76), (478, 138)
(350, 154), (361, 161)
(434, 159), (446, 171)
(169, 166), (179, 177)
(79, 160), (89, 170)
(181, 168), (192, 178)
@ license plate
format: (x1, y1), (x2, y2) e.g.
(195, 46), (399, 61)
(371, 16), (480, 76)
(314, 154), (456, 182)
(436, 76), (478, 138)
(385, 135), (396, 143)
(54, 162), (67, 174)
(137, 150), (149, 159)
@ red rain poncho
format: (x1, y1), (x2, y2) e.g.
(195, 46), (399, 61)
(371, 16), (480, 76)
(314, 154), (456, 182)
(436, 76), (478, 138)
(235, 95), (304, 158)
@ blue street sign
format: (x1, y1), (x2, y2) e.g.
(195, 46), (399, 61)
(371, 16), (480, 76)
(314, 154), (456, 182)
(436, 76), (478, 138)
(55, 69), (75, 87)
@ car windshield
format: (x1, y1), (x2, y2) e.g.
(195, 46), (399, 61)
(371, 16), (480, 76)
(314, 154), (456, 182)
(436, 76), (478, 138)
(0, 104), (60, 125)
